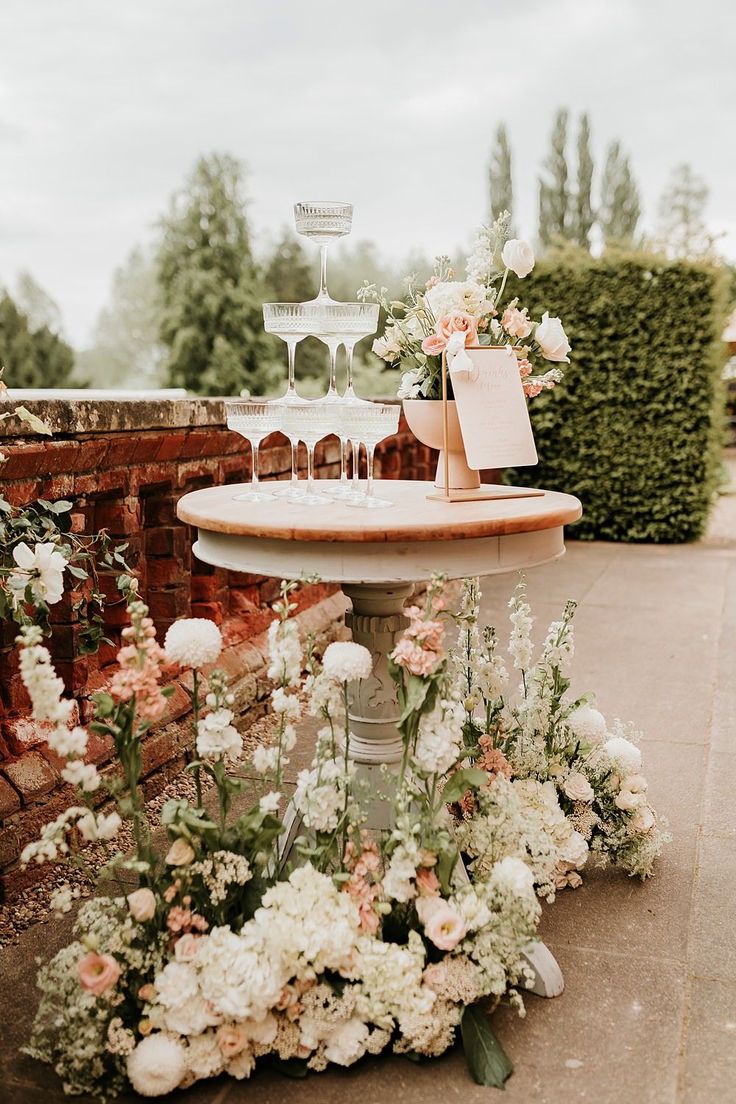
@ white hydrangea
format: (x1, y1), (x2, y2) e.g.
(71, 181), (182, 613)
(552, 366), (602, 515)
(165, 618), (223, 668)
(196, 708), (241, 761)
(127, 1034), (187, 1097)
(196, 927), (285, 1022)
(322, 641), (373, 683)
(354, 930), (432, 1030)
(253, 863), (361, 979)
(490, 855), (536, 899)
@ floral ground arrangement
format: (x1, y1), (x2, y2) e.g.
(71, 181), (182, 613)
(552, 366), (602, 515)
(14, 569), (668, 1098)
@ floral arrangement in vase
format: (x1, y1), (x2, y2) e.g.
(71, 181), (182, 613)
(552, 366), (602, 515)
(18, 570), (666, 1099)
(359, 213), (571, 402)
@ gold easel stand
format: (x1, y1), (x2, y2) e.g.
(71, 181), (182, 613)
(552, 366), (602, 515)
(426, 350), (544, 503)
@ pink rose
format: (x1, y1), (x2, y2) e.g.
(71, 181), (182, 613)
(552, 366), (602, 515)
(78, 952), (122, 996)
(127, 887), (156, 922)
(421, 333), (447, 357)
(437, 312), (478, 345)
(174, 933), (202, 963)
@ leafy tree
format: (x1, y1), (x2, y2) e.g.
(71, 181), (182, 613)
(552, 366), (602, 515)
(488, 124), (513, 222)
(538, 109), (570, 247)
(0, 291), (74, 388)
(264, 230), (324, 381)
(79, 246), (165, 388)
(157, 153), (275, 396)
(599, 141), (641, 246)
(14, 272), (63, 335)
(654, 163), (719, 260)
(570, 113), (594, 250)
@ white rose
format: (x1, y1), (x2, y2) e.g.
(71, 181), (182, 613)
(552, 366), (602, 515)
(563, 771), (595, 803)
(127, 887), (157, 922)
(535, 312), (571, 363)
(615, 773), (648, 811)
(501, 239), (535, 279)
(630, 804), (656, 832)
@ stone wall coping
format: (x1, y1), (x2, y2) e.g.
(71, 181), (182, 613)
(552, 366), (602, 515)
(0, 391), (400, 439)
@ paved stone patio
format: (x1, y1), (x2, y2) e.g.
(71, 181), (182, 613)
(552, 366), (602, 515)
(2, 456), (734, 1104)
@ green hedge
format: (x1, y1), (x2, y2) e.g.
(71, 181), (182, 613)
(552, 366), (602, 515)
(508, 253), (728, 542)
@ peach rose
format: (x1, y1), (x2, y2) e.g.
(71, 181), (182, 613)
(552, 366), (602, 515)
(217, 1023), (248, 1058)
(421, 333), (446, 356)
(127, 887), (156, 922)
(437, 311), (478, 345)
(78, 951), (122, 996)
(415, 867), (441, 896)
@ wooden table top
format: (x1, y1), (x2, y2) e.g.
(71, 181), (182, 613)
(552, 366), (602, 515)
(177, 480), (582, 544)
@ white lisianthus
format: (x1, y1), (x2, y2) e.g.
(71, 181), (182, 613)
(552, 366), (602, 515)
(563, 771), (595, 803)
(8, 541), (67, 607)
(501, 239), (535, 279)
(566, 704), (607, 744)
(604, 736), (642, 775)
(127, 1034), (187, 1098)
(164, 618), (222, 668)
(196, 708), (242, 761)
(322, 641), (373, 682)
(535, 312), (571, 363)
(61, 760), (100, 793)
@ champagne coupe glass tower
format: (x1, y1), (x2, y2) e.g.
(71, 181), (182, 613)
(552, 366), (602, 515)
(280, 403), (333, 506)
(345, 403), (400, 509)
(294, 200), (353, 304)
(341, 302), (379, 404)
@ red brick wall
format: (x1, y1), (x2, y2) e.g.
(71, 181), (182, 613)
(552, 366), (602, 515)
(0, 405), (434, 897)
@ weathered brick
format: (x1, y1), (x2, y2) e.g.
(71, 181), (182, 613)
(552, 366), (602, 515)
(0, 826), (20, 866)
(95, 498), (142, 535)
(146, 558), (188, 589)
(0, 776), (21, 815)
(145, 526), (188, 557)
(2, 752), (57, 802)
(3, 703), (80, 756)
(191, 601), (224, 624)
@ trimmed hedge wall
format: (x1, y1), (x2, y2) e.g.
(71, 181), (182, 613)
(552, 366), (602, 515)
(509, 254), (728, 542)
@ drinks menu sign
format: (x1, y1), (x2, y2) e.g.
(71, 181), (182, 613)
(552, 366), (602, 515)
(450, 346), (538, 470)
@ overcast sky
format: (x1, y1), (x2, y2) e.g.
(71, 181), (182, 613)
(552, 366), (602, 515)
(0, 0), (734, 347)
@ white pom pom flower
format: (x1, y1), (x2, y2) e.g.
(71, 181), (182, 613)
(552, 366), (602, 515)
(604, 735), (642, 776)
(165, 619), (223, 668)
(126, 1033), (187, 1097)
(566, 704), (607, 744)
(322, 641), (372, 683)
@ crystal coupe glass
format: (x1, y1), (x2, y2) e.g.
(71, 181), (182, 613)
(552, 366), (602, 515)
(225, 401), (282, 502)
(294, 200), (353, 304)
(279, 403), (334, 506)
(343, 403), (400, 509)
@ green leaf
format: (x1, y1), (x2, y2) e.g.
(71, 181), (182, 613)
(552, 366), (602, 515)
(461, 1004), (513, 1088)
(441, 767), (489, 804)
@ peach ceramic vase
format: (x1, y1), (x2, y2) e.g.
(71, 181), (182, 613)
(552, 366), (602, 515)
(402, 399), (480, 491)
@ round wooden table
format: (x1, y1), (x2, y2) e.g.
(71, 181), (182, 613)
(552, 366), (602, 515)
(178, 480), (582, 768)
(178, 479), (582, 997)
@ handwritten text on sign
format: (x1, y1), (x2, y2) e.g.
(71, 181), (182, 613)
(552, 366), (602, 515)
(450, 346), (538, 470)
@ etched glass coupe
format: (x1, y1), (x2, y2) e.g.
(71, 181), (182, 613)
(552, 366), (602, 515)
(343, 403), (400, 509)
(225, 401), (282, 502)
(294, 200), (353, 304)
(279, 403), (334, 506)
